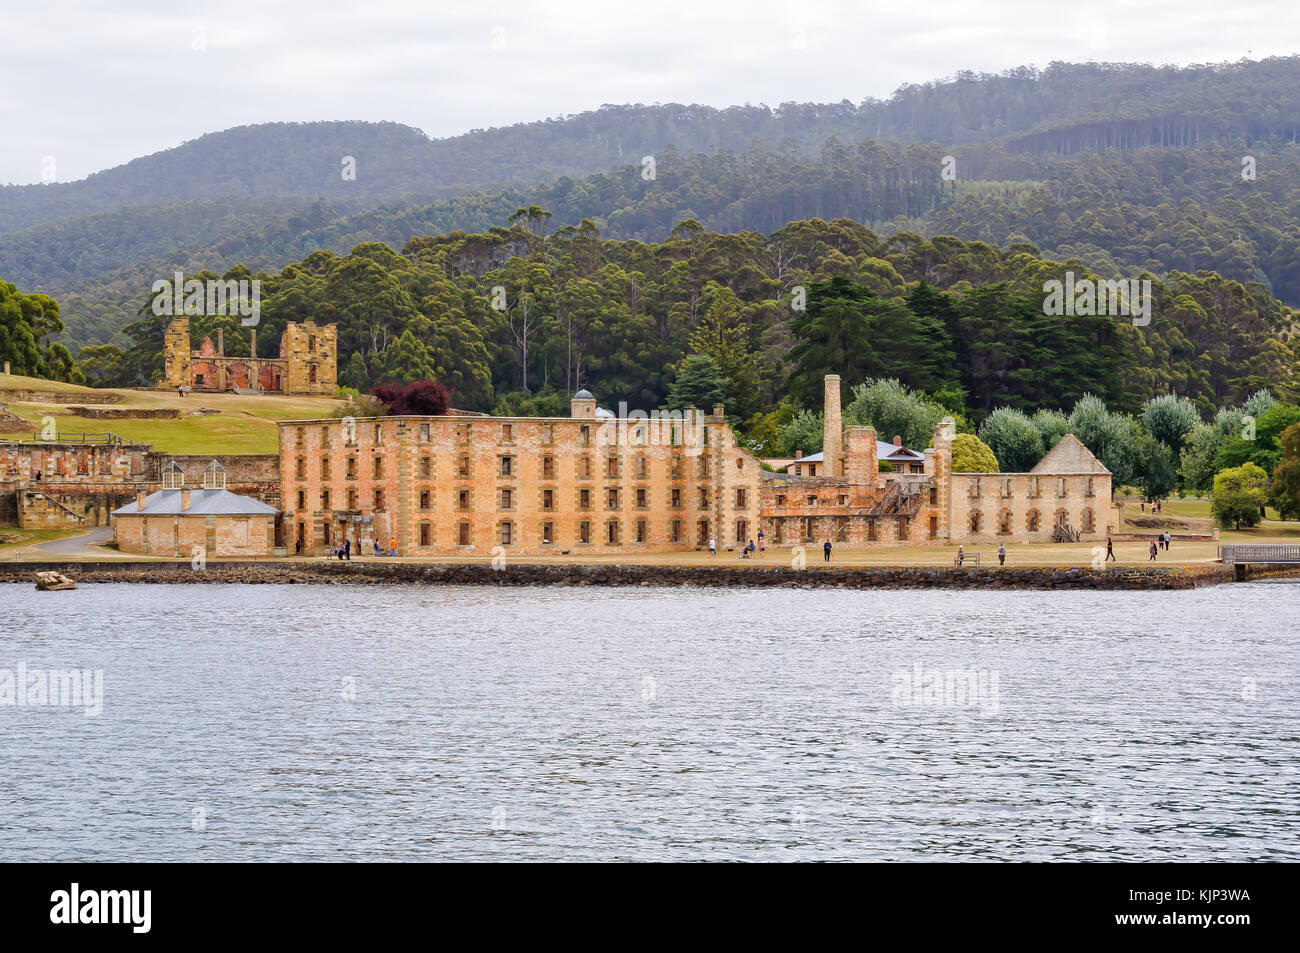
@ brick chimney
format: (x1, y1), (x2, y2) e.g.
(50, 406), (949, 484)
(136, 487), (147, 511)
(712, 403), (726, 419)
(823, 374), (842, 478)
(894, 435), (902, 446)
(180, 488), (191, 511)
(794, 450), (803, 459)
(249, 328), (257, 359)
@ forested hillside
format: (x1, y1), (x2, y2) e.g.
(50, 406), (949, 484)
(4, 57), (1300, 352)
(85, 218), (1293, 424)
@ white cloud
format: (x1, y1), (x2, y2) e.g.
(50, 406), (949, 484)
(0, 0), (1297, 184)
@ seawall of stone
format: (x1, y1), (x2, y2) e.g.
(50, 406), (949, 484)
(0, 561), (1240, 590)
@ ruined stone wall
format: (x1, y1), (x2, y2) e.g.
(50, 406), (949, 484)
(147, 453), (279, 484)
(0, 389), (118, 404)
(947, 471), (1118, 544)
(282, 322), (337, 395)
(280, 412), (762, 556)
(842, 426), (878, 484)
(160, 317), (191, 390)
(14, 483), (137, 527)
(759, 478), (943, 548)
(16, 487), (87, 529)
(68, 406), (180, 419)
(1, 441), (149, 483)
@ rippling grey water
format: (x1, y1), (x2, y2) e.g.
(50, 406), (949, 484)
(1, 582), (1296, 861)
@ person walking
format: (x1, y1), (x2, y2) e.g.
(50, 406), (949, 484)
(757, 529), (765, 555)
(708, 537), (716, 556)
(1165, 531), (1172, 552)
(823, 539), (832, 562)
(373, 539), (380, 556)
(1105, 536), (1115, 562)
(1148, 541), (1158, 561)
(355, 532), (361, 556)
(997, 543), (1006, 566)
(956, 544), (965, 567)
(389, 536), (397, 557)
(344, 537), (351, 561)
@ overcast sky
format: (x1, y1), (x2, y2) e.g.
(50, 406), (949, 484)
(2, 0), (1297, 185)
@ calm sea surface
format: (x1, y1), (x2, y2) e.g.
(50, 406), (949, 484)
(1, 581), (1296, 862)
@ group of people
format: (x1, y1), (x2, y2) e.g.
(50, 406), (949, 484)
(709, 530), (769, 558)
(1148, 531), (1173, 560)
(175, 384), (193, 397)
(326, 535), (398, 559)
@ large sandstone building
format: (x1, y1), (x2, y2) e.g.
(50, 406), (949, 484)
(279, 376), (1121, 557)
(159, 317), (336, 395)
(280, 393), (760, 555)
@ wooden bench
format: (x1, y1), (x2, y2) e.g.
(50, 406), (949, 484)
(955, 552), (981, 567)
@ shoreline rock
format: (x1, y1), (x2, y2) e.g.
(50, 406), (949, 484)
(34, 570), (78, 591)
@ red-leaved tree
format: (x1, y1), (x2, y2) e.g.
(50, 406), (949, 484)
(372, 380), (453, 415)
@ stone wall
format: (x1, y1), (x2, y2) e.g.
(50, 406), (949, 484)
(147, 453), (279, 484)
(947, 471), (1121, 543)
(1, 441), (149, 483)
(16, 487), (87, 529)
(0, 560), (1239, 590)
(281, 322), (337, 395)
(159, 317), (336, 395)
(113, 512), (272, 557)
(1, 442), (281, 527)
(0, 389), (118, 404)
(68, 406), (180, 419)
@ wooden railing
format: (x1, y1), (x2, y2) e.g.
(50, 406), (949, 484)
(29, 431), (125, 445)
(1219, 544), (1300, 566)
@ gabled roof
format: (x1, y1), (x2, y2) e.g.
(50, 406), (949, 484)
(877, 440), (924, 461)
(1030, 434), (1110, 474)
(790, 452), (824, 465)
(112, 489), (278, 516)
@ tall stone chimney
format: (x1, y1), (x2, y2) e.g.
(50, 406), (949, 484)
(249, 328), (257, 359)
(217, 328), (224, 357)
(136, 487), (147, 511)
(180, 488), (191, 511)
(823, 374), (842, 478)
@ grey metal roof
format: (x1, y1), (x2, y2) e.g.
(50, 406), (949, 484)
(112, 488), (278, 516)
(574, 389), (594, 399)
(788, 452), (824, 465)
(877, 440), (925, 461)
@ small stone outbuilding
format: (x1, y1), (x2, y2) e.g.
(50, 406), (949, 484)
(111, 459), (278, 557)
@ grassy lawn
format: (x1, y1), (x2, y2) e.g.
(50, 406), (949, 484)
(1, 373), (347, 454)
(0, 527), (81, 553)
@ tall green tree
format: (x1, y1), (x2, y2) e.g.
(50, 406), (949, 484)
(1211, 463), (1269, 529)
